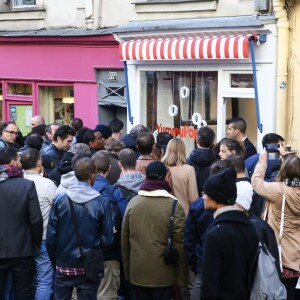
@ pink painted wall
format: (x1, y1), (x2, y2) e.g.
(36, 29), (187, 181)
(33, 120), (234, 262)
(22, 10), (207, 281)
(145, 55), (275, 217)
(0, 44), (122, 81)
(74, 82), (98, 128)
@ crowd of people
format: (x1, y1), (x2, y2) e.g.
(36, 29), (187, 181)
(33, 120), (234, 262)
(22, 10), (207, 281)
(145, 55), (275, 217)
(0, 115), (299, 300)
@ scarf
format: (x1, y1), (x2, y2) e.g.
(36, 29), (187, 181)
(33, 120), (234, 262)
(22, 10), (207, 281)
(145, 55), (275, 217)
(0, 164), (23, 180)
(140, 179), (172, 193)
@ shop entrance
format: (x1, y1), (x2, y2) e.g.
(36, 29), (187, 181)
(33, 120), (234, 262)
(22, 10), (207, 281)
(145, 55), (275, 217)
(224, 97), (257, 148)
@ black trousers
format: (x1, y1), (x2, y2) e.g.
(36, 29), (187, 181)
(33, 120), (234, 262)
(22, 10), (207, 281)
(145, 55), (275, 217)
(0, 257), (35, 300)
(282, 277), (300, 300)
(131, 284), (173, 300)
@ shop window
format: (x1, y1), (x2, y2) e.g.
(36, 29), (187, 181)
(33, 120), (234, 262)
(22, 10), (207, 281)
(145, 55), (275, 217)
(38, 86), (74, 125)
(143, 71), (218, 132)
(7, 83), (32, 96)
(230, 74), (254, 88)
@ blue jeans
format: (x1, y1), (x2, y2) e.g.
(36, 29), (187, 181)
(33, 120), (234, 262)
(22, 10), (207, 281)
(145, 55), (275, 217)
(34, 241), (54, 300)
(53, 270), (100, 300)
(190, 273), (201, 300)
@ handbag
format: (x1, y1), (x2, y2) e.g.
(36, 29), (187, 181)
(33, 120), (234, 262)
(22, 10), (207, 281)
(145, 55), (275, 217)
(163, 200), (179, 265)
(68, 197), (105, 281)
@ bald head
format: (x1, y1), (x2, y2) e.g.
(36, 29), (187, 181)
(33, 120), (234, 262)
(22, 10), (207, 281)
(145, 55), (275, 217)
(31, 115), (45, 129)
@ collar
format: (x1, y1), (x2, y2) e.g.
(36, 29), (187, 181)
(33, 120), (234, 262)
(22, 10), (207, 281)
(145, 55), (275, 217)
(138, 189), (177, 200)
(213, 205), (240, 219)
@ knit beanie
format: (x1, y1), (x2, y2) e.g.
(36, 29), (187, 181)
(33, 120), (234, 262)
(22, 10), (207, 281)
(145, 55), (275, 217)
(236, 181), (253, 211)
(94, 124), (112, 140)
(203, 167), (237, 205)
(146, 161), (167, 180)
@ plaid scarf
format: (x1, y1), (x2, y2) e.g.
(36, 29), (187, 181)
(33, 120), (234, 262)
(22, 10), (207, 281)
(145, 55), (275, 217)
(0, 164), (23, 182)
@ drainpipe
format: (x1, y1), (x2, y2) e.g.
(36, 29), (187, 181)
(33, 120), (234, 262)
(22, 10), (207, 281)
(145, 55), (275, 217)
(273, 0), (289, 138)
(85, 0), (94, 30)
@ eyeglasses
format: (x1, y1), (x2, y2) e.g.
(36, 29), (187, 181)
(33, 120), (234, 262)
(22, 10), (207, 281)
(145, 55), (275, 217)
(3, 130), (19, 136)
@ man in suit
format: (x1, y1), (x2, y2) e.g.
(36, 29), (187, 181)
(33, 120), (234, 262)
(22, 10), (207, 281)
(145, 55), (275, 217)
(0, 148), (43, 299)
(227, 117), (257, 160)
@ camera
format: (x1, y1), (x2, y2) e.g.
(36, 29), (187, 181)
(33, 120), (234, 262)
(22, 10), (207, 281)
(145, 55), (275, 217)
(266, 143), (280, 160)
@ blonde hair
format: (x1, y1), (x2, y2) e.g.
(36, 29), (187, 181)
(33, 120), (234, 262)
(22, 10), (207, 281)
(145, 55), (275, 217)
(161, 138), (187, 167)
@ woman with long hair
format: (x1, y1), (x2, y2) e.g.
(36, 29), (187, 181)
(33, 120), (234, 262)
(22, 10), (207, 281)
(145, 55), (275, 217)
(252, 150), (300, 300)
(218, 137), (245, 160)
(161, 138), (198, 216)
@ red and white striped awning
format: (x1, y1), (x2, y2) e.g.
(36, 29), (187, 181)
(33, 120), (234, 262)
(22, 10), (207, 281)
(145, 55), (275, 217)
(120, 35), (254, 61)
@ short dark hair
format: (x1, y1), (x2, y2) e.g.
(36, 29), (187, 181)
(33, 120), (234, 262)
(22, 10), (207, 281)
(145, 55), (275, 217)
(156, 132), (174, 145)
(226, 154), (245, 174)
(70, 118), (83, 132)
(24, 134), (44, 151)
(31, 124), (46, 136)
(109, 118), (124, 133)
(129, 124), (150, 139)
(45, 123), (60, 135)
(76, 127), (90, 144)
(262, 133), (284, 148)
(53, 125), (76, 142)
(92, 151), (111, 173)
(20, 148), (40, 170)
(71, 152), (92, 170)
(74, 157), (96, 181)
(118, 148), (136, 170)
(196, 126), (215, 148)
(229, 117), (247, 134)
(210, 159), (233, 175)
(0, 122), (17, 135)
(137, 132), (155, 155)
(83, 130), (96, 145)
(0, 148), (19, 164)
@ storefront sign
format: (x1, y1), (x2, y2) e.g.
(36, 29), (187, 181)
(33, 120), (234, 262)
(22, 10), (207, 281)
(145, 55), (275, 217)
(156, 124), (198, 139)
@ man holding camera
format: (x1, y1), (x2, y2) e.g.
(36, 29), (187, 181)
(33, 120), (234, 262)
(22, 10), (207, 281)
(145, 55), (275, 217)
(245, 133), (284, 180)
(121, 161), (188, 299)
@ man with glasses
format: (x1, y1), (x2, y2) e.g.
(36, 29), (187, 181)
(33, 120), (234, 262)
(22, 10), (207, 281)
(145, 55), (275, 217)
(0, 122), (20, 149)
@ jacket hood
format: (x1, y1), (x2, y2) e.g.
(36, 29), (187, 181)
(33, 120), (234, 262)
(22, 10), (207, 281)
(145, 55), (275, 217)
(66, 182), (100, 204)
(117, 172), (145, 192)
(188, 148), (216, 167)
(59, 171), (77, 188)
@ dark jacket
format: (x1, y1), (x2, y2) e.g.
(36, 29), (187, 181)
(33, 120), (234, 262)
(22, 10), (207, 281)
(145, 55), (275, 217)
(46, 182), (114, 268)
(0, 170), (43, 258)
(187, 148), (216, 195)
(43, 143), (65, 165)
(245, 154), (280, 180)
(200, 209), (258, 300)
(48, 151), (74, 186)
(243, 137), (257, 160)
(184, 198), (214, 274)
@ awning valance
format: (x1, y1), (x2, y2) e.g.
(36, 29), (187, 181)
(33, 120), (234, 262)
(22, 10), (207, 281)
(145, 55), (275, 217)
(119, 35), (255, 61)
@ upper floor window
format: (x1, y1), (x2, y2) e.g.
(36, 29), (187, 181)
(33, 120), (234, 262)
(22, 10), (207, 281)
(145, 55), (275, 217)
(12, 0), (36, 7)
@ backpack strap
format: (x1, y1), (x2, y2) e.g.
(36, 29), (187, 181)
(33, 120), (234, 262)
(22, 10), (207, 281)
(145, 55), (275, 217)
(166, 200), (178, 245)
(114, 182), (136, 194)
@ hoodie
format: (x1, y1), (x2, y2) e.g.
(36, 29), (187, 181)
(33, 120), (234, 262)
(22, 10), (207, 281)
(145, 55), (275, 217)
(187, 148), (216, 195)
(117, 171), (145, 193)
(66, 182), (100, 204)
(55, 171), (77, 197)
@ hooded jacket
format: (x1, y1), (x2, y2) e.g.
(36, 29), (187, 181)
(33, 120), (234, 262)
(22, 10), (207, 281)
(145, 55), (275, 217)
(46, 182), (114, 268)
(187, 148), (216, 195)
(252, 160), (300, 272)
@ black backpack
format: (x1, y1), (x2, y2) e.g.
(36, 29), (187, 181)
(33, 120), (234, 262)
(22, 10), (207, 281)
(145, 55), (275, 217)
(98, 187), (122, 250)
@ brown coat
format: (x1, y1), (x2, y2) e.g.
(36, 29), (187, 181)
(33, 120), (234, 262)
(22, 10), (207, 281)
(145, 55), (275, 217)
(135, 154), (156, 175)
(168, 164), (198, 216)
(252, 160), (300, 272)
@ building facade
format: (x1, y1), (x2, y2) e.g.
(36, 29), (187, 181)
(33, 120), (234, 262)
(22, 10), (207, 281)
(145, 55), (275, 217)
(111, 0), (295, 154)
(0, 0), (126, 134)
